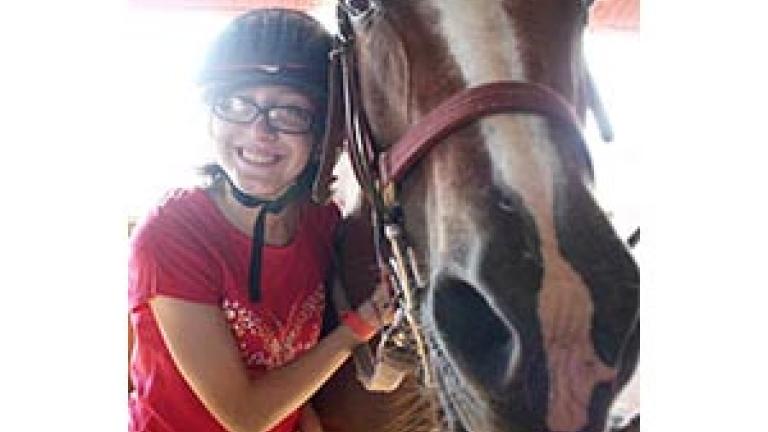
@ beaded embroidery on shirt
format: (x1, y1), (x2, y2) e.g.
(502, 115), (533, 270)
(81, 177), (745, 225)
(222, 284), (325, 370)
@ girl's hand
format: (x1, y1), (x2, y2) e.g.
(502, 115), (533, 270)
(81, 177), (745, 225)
(356, 273), (395, 330)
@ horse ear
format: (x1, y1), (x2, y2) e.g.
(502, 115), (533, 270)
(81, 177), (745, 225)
(312, 54), (345, 204)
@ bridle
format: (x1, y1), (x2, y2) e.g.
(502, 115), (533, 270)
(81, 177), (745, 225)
(333, 0), (604, 388)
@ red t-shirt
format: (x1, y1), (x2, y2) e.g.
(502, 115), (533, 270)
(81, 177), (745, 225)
(128, 188), (340, 432)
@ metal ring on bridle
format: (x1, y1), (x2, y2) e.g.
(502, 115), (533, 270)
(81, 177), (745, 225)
(340, 0), (379, 22)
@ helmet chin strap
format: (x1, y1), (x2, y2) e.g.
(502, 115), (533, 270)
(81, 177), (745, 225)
(222, 161), (318, 302)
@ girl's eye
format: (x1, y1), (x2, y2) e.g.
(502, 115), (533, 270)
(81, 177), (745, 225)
(222, 97), (249, 113)
(213, 96), (257, 123)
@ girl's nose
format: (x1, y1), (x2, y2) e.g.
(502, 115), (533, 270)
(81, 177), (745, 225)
(245, 114), (277, 140)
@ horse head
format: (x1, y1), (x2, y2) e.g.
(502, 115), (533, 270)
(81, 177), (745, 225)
(332, 1), (639, 431)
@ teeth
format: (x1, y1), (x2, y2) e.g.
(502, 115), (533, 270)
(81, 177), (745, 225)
(240, 148), (278, 164)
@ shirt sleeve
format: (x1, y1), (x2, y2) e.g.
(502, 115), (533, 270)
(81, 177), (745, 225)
(128, 222), (222, 311)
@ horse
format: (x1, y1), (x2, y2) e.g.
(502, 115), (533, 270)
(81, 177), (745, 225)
(311, 1), (640, 431)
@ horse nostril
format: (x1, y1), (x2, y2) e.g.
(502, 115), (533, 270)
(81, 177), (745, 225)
(431, 273), (521, 399)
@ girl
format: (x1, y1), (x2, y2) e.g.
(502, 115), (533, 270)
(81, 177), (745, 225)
(128, 9), (391, 432)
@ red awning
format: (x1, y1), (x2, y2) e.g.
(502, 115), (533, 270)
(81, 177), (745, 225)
(128, 0), (322, 11)
(128, 0), (639, 32)
(590, 0), (639, 32)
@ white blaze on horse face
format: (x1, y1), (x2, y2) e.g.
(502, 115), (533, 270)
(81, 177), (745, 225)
(431, 1), (616, 431)
(432, 0), (524, 84)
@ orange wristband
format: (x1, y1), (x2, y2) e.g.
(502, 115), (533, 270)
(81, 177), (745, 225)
(340, 310), (377, 342)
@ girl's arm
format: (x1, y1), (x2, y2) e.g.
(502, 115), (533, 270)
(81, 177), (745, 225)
(149, 287), (388, 432)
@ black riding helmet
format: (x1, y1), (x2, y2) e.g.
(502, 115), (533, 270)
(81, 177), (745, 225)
(198, 9), (333, 303)
(199, 8), (332, 136)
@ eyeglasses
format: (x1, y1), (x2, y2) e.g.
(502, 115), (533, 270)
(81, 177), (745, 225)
(211, 95), (315, 134)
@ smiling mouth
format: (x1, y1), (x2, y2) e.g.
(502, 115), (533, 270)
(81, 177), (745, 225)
(237, 147), (281, 166)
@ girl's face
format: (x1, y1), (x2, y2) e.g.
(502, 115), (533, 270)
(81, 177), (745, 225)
(209, 84), (316, 200)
